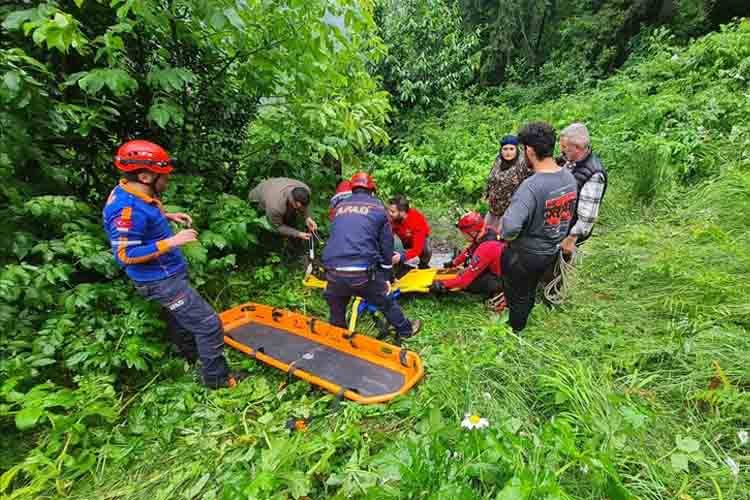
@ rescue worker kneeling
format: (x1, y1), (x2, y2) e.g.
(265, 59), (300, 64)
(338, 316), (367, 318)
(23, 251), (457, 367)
(430, 212), (505, 308)
(322, 172), (421, 340)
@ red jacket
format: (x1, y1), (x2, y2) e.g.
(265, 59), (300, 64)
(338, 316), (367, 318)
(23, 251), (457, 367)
(443, 234), (504, 290)
(391, 208), (430, 261)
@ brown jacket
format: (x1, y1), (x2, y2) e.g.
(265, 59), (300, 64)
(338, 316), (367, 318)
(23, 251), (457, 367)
(249, 178), (311, 237)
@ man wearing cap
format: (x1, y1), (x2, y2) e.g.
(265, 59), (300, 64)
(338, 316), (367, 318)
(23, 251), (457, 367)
(322, 172), (421, 340)
(249, 177), (318, 240)
(103, 140), (244, 389)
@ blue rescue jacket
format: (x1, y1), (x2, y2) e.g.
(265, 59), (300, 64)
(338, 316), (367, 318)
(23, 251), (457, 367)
(322, 191), (394, 274)
(102, 180), (187, 283)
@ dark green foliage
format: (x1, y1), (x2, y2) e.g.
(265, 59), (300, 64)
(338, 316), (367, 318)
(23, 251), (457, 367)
(375, 0), (481, 107)
(0, 0), (389, 495)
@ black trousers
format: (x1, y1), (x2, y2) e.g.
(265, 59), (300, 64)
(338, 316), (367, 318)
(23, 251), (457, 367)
(502, 246), (556, 332)
(323, 270), (412, 337)
(466, 272), (503, 297)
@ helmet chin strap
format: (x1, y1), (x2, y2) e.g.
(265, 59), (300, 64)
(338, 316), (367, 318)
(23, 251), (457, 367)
(137, 173), (161, 198)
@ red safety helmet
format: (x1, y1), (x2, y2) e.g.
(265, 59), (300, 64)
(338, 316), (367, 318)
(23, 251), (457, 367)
(456, 212), (484, 237)
(335, 180), (352, 195)
(114, 140), (175, 174)
(350, 171), (376, 192)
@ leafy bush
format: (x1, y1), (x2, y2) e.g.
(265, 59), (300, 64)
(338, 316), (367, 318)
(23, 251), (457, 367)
(376, 0), (481, 108)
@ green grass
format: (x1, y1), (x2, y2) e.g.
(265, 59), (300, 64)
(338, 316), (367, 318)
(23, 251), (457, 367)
(57, 175), (750, 500)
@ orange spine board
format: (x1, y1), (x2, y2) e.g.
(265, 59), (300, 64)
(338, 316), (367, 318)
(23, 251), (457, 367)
(220, 303), (424, 404)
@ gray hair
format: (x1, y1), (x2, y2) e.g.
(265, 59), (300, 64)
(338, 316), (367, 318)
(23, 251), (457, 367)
(561, 123), (591, 150)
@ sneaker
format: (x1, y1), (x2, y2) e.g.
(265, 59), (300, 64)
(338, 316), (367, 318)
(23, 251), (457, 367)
(487, 293), (507, 313)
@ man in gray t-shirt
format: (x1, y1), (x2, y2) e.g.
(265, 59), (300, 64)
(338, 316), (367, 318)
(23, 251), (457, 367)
(501, 122), (577, 332)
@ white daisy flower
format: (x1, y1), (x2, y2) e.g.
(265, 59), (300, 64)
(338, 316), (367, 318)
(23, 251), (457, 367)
(738, 430), (748, 445)
(725, 457), (740, 477)
(461, 414), (489, 430)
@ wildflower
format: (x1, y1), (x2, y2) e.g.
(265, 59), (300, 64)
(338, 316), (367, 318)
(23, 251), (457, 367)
(461, 414), (489, 430)
(482, 392), (492, 401)
(738, 430), (748, 445)
(725, 457), (739, 477)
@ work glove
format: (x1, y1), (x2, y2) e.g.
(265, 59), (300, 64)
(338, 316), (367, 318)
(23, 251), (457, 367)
(429, 281), (448, 294)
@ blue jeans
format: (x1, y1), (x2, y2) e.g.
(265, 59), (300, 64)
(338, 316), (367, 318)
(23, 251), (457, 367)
(323, 270), (412, 337)
(134, 271), (230, 387)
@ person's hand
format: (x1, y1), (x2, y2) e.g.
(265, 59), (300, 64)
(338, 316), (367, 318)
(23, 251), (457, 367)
(305, 217), (318, 233)
(385, 281), (392, 295)
(166, 212), (193, 227)
(298, 232), (312, 241)
(168, 229), (198, 247)
(561, 235), (578, 255)
(392, 252), (401, 265)
(429, 281), (447, 294)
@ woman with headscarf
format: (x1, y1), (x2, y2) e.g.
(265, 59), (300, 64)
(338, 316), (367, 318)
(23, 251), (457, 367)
(484, 135), (530, 233)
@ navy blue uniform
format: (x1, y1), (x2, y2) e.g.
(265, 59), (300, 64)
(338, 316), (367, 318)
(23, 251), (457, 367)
(102, 180), (229, 387)
(322, 192), (412, 337)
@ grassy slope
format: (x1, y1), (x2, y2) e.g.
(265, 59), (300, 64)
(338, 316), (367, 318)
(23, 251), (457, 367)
(63, 24), (750, 500)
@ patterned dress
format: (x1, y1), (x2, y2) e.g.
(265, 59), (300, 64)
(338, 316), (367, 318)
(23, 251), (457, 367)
(485, 154), (531, 218)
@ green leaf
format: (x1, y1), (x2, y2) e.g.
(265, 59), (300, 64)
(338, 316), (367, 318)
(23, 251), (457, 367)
(621, 407), (647, 429)
(676, 436), (700, 454)
(283, 470), (310, 498)
(496, 477), (527, 500)
(79, 69), (137, 96)
(147, 102), (184, 128)
(209, 11), (227, 30)
(183, 473), (210, 499)
(15, 406), (43, 430)
(223, 8), (245, 30)
(146, 67), (195, 92)
(0, 464), (23, 493)
(53, 12), (70, 28)
(670, 452), (689, 472)
(3, 71), (21, 92)
(74, 0), (85, 7)
(2, 9), (33, 30)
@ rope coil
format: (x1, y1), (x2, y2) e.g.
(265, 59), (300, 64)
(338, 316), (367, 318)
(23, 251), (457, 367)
(543, 249), (581, 305)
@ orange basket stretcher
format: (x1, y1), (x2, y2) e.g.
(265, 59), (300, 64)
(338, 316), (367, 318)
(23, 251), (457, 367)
(220, 303), (424, 404)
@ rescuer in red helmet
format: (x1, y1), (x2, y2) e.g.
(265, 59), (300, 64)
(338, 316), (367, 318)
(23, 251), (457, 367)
(430, 212), (505, 305)
(322, 172), (421, 340)
(103, 139), (244, 389)
(328, 180), (352, 221)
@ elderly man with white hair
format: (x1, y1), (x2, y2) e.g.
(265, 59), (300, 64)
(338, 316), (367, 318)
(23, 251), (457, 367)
(558, 123), (608, 254)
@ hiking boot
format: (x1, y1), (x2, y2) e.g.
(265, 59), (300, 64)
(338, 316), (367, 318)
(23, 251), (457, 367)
(208, 371), (249, 390)
(399, 319), (422, 340)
